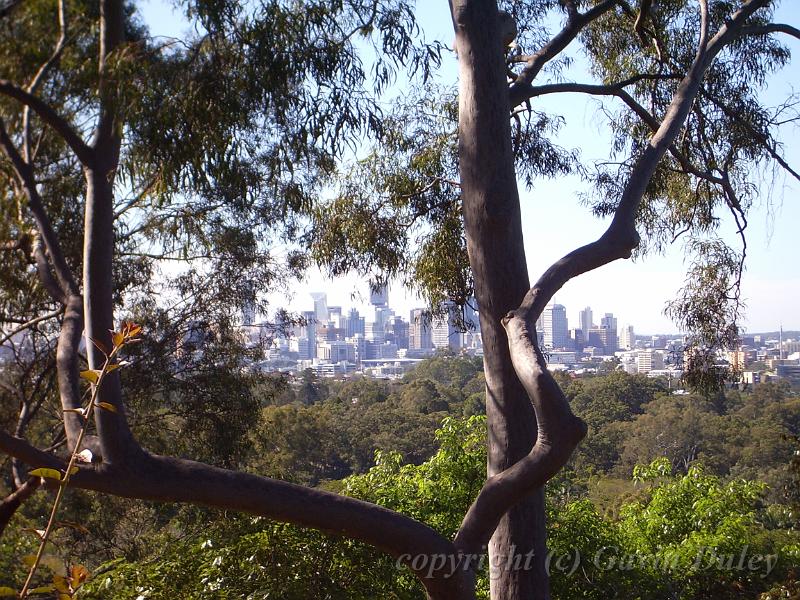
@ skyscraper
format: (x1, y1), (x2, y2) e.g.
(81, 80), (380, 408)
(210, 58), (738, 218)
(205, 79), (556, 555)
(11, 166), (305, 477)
(345, 308), (365, 338)
(432, 312), (461, 350)
(543, 304), (569, 349)
(409, 308), (433, 351)
(619, 324), (635, 350)
(299, 310), (317, 360)
(579, 306), (593, 336)
(600, 313), (618, 353)
(310, 292), (328, 323)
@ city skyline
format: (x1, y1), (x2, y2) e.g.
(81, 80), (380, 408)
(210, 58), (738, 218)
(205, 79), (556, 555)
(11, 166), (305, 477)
(266, 271), (798, 336)
(142, 1), (799, 336)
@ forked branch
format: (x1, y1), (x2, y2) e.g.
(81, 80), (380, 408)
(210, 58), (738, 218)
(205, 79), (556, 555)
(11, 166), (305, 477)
(0, 80), (94, 167)
(454, 0), (770, 555)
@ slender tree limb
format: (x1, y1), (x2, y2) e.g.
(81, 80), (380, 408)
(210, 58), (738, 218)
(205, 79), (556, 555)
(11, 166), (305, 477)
(518, 0), (768, 321)
(700, 90), (800, 185)
(739, 22), (800, 42)
(0, 309), (62, 347)
(93, 0), (124, 159)
(57, 294), (96, 454)
(0, 119), (80, 299)
(519, 80), (728, 185)
(508, 0), (618, 108)
(23, 0), (68, 163)
(0, 81), (94, 167)
(32, 235), (68, 304)
(80, 0), (132, 466)
(0, 432), (64, 471)
(453, 315), (586, 555)
(0, 433), (475, 600)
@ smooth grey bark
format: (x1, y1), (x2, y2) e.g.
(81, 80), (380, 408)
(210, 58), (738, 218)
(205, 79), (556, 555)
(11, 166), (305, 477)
(447, 1), (773, 599)
(448, 0), (549, 596)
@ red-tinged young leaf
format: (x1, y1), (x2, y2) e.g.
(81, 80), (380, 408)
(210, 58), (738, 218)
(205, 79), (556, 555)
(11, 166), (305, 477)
(96, 401), (117, 413)
(70, 564), (90, 586)
(125, 322), (142, 336)
(29, 467), (62, 481)
(112, 330), (124, 348)
(79, 370), (101, 384)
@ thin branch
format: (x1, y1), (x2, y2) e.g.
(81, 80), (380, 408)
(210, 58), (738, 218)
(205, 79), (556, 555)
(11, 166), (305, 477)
(520, 80), (726, 186)
(113, 172), (161, 220)
(0, 80), (94, 167)
(23, 0), (68, 163)
(0, 478), (41, 538)
(0, 308), (63, 347)
(518, 0), (768, 322)
(0, 118), (80, 299)
(57, 295), (89, 453)
(508, 0), (618, 108)
(32, 234), (68, 304)
(739, 22), (800, 42)
(701, 90), (800, 184)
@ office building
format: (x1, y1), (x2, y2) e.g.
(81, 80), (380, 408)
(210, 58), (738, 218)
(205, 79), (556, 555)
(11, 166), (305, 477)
(579, 307), (593, 336)
(409, 308), (433, 351)
(542, 304), (569, 349)
(310, 292), (328, 323)
(601, 313), (618, 353)
(619, 324), (635, 350)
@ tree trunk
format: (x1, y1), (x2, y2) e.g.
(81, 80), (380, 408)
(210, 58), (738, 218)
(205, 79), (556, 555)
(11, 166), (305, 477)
(451, 0), (549, 597)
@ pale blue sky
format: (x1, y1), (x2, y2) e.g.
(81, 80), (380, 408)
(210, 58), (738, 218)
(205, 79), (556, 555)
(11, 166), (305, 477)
(138, 0), (799, 334)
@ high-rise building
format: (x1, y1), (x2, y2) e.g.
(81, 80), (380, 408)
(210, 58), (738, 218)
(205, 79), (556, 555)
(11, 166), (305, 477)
(345, 308), (365, 338)
(409, 308), (433, 351)
(579, 307), (593, 336)
(619, 324), (635, 350)
(365, 321), (384, 343)
(299, 310), (317, 360)
(328, 306), (342, 326)
(542, 304), (569, 349)
(637, 350), (664, 373)
(310, 292), (328, 323)
(385, 316), (409, 350)
(587, 327), (608, 352)
(432, 312), (461, 351)
(570, 328), (585, 351)
(600, 313), (618, 353)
